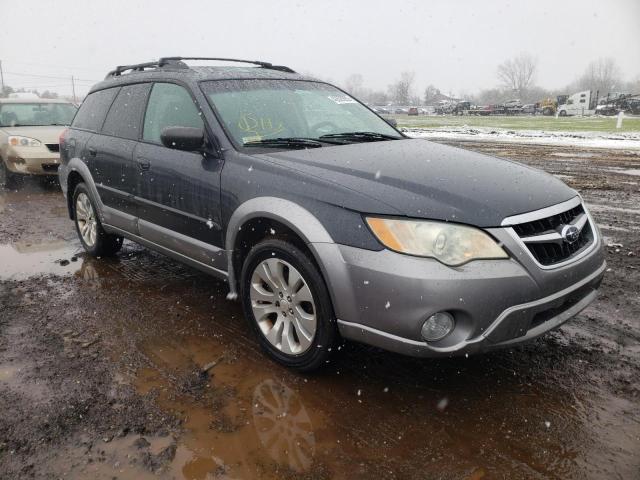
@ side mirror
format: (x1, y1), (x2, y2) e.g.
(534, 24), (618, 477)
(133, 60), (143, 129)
(385, 118), (398, 128)
(161, 126), (204, 151)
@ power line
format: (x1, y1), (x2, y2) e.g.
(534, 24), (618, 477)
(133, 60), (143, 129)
(3, 71), (101, 82)
(4, 60), (106, 73)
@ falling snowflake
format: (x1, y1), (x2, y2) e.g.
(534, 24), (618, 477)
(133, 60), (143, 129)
(206, 219), (214, 229)
(374, 170), (381, 180)
(385, 301), (391, 309)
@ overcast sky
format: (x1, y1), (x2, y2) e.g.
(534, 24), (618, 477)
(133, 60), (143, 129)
(1, 0), (638, 97)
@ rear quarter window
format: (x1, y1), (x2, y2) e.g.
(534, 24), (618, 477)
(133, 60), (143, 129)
(72, 88), (120, 132)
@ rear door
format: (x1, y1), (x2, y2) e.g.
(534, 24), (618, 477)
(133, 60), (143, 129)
(96, 83), (152, 219)
(134, 82), (225, 268)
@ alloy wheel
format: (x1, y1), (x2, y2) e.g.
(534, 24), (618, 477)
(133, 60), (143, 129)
(249, 258), (317, 355)
(75, 192), (97, 247)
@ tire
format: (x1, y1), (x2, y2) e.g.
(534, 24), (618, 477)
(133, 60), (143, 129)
(72, 182), (123, 257)
(240, 239), (338, 371)
(0, 159), (17, 188)
(559, 110), (567, 117)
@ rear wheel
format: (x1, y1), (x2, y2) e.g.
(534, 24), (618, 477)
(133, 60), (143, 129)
(241, 239), (338, 371)
(72, 183), (123, 257)
(558, 110), (567, 117)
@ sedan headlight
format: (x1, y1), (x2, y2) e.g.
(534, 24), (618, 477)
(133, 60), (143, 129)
(9, 136), (42, 147)
(366, 217), (508, 266)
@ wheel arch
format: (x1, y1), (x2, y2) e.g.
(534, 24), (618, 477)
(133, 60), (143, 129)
(225, 197), (336, 299)
(62, 159), (105, 221)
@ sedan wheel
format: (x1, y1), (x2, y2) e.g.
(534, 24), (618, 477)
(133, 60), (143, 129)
(249, 258), (317, 355)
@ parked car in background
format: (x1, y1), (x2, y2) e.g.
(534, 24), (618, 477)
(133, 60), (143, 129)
(408, 107), (419, 116)
(373, 106), (390, 114)
(522, 104), (536, 114)
(0, 98), (77, 184)
(59, 57), (605, 371)
(394, 107), (407, 114)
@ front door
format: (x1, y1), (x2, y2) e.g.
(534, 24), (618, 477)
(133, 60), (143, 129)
(135, 82), (225, 270)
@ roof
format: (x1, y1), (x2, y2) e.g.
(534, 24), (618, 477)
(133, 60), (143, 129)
(0, 98), (74, 104)
(90, 58), (316, 94)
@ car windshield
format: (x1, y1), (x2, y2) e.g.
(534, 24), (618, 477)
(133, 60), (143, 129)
(201, 79), (401, 147)
(0, 102), (77, 127)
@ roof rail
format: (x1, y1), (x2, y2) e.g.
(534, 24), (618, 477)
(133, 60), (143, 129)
(158, 57), (295, 73)
(105, 59), (188, 79)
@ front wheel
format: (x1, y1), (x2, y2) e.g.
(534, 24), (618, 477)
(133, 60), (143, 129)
(72, 182), (123, 257)
(241, 239), (338, 371)
(0, 159), (17, 188)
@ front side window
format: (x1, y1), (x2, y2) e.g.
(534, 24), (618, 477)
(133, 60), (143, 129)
(143, 83), (203, 144)
(0, 102), (77, 127)
(201, 79), (400, 146)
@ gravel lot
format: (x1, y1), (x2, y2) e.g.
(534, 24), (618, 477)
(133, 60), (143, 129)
(1, 141), (639, 479)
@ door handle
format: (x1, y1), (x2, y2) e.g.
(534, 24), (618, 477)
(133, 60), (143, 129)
(88, 147), (97, 157)
(136, 156), (151, 171)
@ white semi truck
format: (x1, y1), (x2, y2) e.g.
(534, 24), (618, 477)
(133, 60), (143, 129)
(557, 90), (599, 116)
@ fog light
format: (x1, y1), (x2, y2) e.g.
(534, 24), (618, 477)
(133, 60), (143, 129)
(421, 312), (455, 341)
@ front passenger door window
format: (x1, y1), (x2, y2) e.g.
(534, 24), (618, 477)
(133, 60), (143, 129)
(143, 83), (204, 143)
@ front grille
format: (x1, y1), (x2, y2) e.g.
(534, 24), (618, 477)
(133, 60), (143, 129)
(45, 143), (60, 153)
(511, 203), (594, 266)
(512, 205), (584, 237)
(41, 164), (59, 172)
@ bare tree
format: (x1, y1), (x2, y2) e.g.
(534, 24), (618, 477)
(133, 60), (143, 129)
(497, 53), (537, 98)
(577, 57), (621, 95)
(388, 71), (415, 104)
(343, 73), (365, 98)
(423, 85), (440, 105)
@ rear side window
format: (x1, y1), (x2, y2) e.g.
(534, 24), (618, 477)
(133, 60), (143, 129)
(72, 88), (119, 132)
(102, 83), (152, 140)
(143, 83), (203, 144)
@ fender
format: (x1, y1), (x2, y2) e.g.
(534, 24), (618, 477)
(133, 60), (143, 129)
(225, 197), (338, 298)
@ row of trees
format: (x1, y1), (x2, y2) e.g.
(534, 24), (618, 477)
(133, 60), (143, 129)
(342, 55), (639, 106)
(0, 85), (60, 98)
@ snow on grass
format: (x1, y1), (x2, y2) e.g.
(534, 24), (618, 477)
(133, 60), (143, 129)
(404, 126), (640, 150)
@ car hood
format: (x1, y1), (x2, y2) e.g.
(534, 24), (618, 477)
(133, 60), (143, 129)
(257, 138), (576, 227)
(0, 125), (66, 144)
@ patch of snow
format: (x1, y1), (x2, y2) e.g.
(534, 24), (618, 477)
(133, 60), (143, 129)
(405, 127), (640, 150)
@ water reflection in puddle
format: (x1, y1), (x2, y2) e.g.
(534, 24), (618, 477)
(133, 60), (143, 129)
(0, 240), (84, 280)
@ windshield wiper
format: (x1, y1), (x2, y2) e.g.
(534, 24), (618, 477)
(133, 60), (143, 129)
(319, 131), (401, 142)
(243, 137), (324, 149)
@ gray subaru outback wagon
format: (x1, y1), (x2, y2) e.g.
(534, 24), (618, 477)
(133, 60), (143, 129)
(59, 57), (606, 371)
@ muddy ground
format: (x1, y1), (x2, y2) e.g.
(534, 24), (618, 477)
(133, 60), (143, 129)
(0, 141), (639, 480)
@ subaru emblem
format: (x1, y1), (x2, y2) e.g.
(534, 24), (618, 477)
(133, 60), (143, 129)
(561, 225), (580, 244)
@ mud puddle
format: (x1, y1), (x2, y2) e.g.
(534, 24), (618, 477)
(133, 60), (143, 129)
(0, 240), (85, 280)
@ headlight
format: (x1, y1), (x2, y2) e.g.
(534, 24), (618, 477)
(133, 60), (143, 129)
(366, 217), (508, 266)
(8, 136), (42, 147)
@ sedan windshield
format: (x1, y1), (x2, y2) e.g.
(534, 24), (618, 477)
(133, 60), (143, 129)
(201, 79), (401, 147)
(0, 102), (77, 127)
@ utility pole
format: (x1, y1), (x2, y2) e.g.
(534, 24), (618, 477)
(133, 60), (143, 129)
(71, 75), (76, 103)
(0, 60), (5, 95)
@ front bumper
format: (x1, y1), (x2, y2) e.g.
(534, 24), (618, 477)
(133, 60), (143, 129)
(4, 147), (60, 175)
(311, 221), (605, 357)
